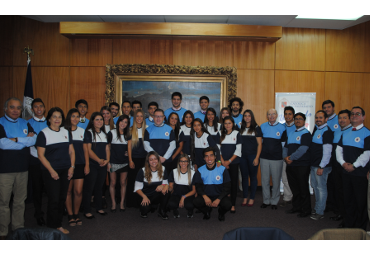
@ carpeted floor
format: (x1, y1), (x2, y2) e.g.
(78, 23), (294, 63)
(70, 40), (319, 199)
(18, 188), (368, 240)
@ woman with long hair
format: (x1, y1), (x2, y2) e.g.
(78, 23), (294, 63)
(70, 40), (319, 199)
(219, 116), (242, 213)
(180, 110), (194, 156)
(126, 109), (147, 208)
(36, 107), (75, 234)
(190, 118), (220, 171)
(167, 154), (196, 218)
(101, 106), (115, 132)
(204, 108), (221, 144)
(134, 151), (170, 219)
(63, 108), (89, 227)
(82, 112), (110, 219)
(166, 112), (184, 171)
(239, 109), (262, 207)
(107, 115), (131, 212)
(219, 107), (231, 125)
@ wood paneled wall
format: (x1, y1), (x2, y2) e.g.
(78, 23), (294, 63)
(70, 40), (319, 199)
(1, 16), (370, 185)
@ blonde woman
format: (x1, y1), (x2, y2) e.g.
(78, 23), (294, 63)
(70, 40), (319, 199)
(167, 154), (196, 218)
(134, 151), (170, 219)
(126, 109), (147, 208)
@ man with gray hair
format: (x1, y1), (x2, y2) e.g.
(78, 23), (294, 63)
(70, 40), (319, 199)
(0, 97), (36, 239)
(259, 109), (287, 210)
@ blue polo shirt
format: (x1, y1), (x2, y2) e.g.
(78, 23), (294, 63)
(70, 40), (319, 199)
(164, 107), (187, 122)
(232, 114), (243, 129)
(310, 124), (333, 168)
(327, 114), (339, 132)
(193, 164), (230, 198)
(260, 121), (286, 160)
(284, 127), (311, 166)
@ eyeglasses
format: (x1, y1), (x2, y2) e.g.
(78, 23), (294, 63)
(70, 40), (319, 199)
(351, 112), (362, 116)
(179, 160), (189, 163)
(267, 113), (277, 116)
(295, 118), (304, 121)
(154, 115), (164, 119)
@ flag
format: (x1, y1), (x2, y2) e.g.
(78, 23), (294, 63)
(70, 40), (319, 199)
(22, 57), (34, 119)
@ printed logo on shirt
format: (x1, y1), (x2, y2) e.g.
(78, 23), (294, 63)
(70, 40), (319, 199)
(355, 137), (360, 143)
(81, 135), (83, 139)
(317, 134), (321, 139)
(23, 129), (28, 134)
(296, 136), (300, 141)
(65, 136), (68, 140)
(333, 124), (339, 129)
(276, 132), (280, 137)
(239, 122), (242, 127)
(215, 175), (221, 181)
(233, 137), (236, 141)
(165, 132), (169, 136)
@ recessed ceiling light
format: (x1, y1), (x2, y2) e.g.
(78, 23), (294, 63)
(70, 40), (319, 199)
(296, 15), (363, 20)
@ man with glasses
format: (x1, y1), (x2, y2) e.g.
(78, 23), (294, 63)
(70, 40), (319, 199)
(0, 98), (36, 239)
(144, 109), (176, 170)
(283, 113), (312, 217)
(330, 109), (352, 227)
(336, 106), (370, 230)
(260, 109), (286, 210)
(310, 110), (333, 220)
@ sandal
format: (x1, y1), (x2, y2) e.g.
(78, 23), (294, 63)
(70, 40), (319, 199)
(68, 215), (76, 227)
(74, 214), (82, 226)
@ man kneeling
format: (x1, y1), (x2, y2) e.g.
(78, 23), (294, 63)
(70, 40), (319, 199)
(193, 147), (232, 221)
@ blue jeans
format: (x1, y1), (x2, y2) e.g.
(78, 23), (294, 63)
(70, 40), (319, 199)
(310, 166), (332, 215)
(240, 154), (259, 199)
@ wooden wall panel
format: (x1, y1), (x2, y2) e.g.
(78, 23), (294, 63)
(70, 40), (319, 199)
(173, 40), (233, 66)
(276, 28), (326, 71)
(234, 41), (275, 70)
(0, 67), (13, 116)
(12, 67), (70, 113)
(326, 21), (370, 73)
(112, 39), (151, 64)
(149, 40), (173, 65)
(325, 72), (370, 126)
(70, 67), (106, 116)
(70, 39), (112, 66)
(275, 70), (326, 113)
(12, 16), (69, 67)
(0, 16), (14, 66)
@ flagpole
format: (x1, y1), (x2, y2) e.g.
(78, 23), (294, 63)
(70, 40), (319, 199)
(22, 46), (34, 119)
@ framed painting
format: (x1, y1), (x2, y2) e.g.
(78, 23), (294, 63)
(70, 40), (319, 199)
(105, 64), (237, 116)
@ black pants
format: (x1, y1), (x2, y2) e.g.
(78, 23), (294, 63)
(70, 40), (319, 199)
(82, 164), (107, 213)
(167, 194), (194, 212)
(342, 173), (368, 230)
(286, 165), (311, 213)
(228, 164), (239, 206)
(42, 168), (70, 229)
(332, 162), (345, 216)
(126, 157), (145, 208)
(29, 163), (45, 219)
(139, 191), (171, 215)
(193, 195), (232, 215)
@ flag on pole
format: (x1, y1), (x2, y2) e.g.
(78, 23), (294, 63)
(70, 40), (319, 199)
(22, 56), (34, 119)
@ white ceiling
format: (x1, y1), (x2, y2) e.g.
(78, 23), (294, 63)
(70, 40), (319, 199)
(21, 15), (370, 30)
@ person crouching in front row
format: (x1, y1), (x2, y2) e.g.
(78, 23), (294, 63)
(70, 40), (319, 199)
(134, 151), (171, 219)
(193, 147), (232, 221)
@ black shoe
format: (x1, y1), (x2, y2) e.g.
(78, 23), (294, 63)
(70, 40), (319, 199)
(297, 212), (310, 218)
(203, 211), (211, 220)
(330, 214), (343, 221)
(271, 205), (277, 210)
(218, 213), (225, 221)
(285, 209), (301, 214)
(230, 209), (236, 214)
(158, 210), (168, 220)
(120, 208), (126, 212)
(140, 213), (148, 218)
(173, 209), (180, 218)
(260, 203), (270, 208)
(96, 210), (107, 216)
(337, 222), (344, 228)
(187, 211), (193, 218)
(110, 208), (117, 213)
(36, 217), (45, 226)
(84, 214), (95, 219)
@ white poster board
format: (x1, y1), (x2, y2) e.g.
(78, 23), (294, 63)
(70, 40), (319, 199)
(275, 93), (316, 133)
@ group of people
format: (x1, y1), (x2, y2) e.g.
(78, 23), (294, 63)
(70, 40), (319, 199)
(0, 93), (369, 239)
